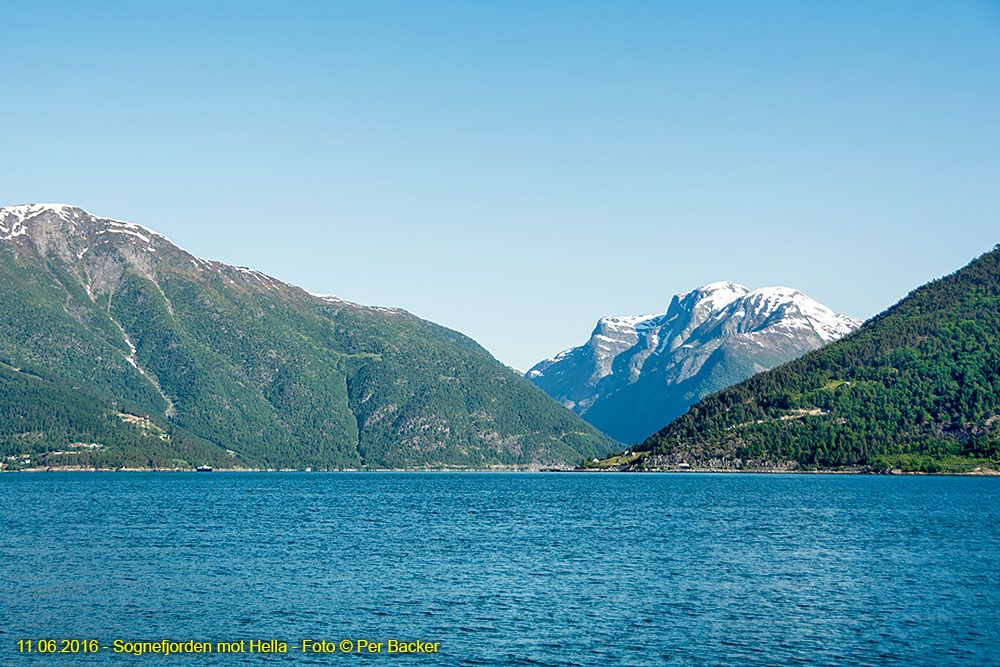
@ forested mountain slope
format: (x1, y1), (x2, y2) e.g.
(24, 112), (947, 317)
(0, 204), (612, 470)
(625, 246), (1000, 473)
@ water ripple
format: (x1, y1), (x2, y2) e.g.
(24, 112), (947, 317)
(1, 472), (998, 666)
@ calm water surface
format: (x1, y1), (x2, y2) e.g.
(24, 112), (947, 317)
(1, 473), (998, 666)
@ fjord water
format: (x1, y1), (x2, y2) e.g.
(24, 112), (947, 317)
(2, 473), (997, 666)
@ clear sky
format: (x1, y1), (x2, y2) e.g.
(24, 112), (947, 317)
(3, 1), (999, 369)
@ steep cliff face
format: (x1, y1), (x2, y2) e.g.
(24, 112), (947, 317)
(527, 282), (860, 443)
(0, 204), (613, 469)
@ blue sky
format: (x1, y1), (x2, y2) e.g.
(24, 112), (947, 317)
(3, 1), (999, 368)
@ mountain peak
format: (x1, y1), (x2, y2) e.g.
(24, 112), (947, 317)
(670, 281), (750, 318)
(746, 285), (800, 298)
(1, 203), (140, 227)
(527, 281), (861, 442)
(2, 202), (73, 216)
(0, 203), (70, 238)
(683, 280), (749, 295)
(678, 280), (749, 300)
(0, 203), (171, 249)
(0, 203), (437, 322)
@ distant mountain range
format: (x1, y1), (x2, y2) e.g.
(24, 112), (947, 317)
(527, 282), (860, 443)
(612, 245), (1000, 473)
(0, 204), (612, 470)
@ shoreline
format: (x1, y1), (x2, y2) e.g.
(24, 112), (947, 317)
(2, 465), (573, 473)
(3, 466), (998, 476)
(569, 467), (1000, 476)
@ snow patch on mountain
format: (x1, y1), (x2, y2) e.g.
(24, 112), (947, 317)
(308, 292), (344, 302)
(1, 204), (175, 256)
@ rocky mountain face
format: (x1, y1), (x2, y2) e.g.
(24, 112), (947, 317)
(527, 282), (861, 443)
(0, 204), (612, 469)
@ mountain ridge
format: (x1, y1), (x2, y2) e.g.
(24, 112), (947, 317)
(0, 203), (613, 470)
(527, 281), (860, 443)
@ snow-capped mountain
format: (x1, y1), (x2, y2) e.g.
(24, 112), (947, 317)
(527, 281), (861, 443)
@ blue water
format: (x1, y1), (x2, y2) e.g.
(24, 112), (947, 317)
(1, 473), (998, 666)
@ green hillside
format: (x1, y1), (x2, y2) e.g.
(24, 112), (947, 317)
(0, 205), (613, 470)
(626, 245), (1000, 473)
